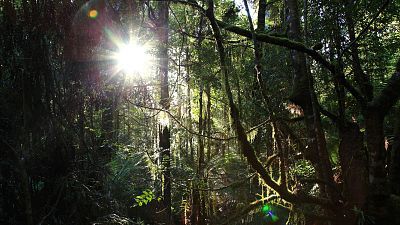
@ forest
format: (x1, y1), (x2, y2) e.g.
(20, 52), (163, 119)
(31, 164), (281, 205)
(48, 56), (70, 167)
(0, 0), (399, 224)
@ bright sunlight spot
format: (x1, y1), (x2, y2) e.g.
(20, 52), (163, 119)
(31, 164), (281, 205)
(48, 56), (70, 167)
(159, 111), (170, 127)
(115, 42), (150, 75)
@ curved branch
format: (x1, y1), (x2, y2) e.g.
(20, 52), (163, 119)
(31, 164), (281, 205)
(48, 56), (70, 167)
(216, 20), (366, 105)
(216, 20), (335, 72)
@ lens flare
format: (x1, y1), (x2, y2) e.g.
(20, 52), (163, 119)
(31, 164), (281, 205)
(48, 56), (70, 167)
(270, 213), (279, 222)
(88, 9), (98, 19)
(261, 204), (279, 222)
(262, 204), (271, 213)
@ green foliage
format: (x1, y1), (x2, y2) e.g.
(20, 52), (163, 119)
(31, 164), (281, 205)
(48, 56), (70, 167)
(134, 189), (162, 207)
(106, 150), (153, 204)
(290, 159), (315, 179)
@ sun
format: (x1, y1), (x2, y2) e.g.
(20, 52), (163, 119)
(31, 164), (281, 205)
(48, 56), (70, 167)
(114, 42), (150, 75)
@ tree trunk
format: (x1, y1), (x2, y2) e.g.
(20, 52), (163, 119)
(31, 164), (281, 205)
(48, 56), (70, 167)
(192, 83), (206, 225)
(157, 2), (172, 224)
(389, 107), (400, 195)
(206, 83), (212, 162)
(190, 182), (201, 225)
(338, 122), (368, 223)
(364, 108), (389, 222)
(286, 0), (336, 201)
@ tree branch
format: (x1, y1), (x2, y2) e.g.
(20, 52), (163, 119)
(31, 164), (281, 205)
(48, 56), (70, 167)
(216, 20), (335, 72)
(215, 20), (366, 105)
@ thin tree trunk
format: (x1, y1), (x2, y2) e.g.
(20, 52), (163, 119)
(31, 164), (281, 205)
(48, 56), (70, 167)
(206, 83), (212, 162)
(191, 83), (206, 225)
(190, 182), (201, 225)
(185, 47), (194, 162)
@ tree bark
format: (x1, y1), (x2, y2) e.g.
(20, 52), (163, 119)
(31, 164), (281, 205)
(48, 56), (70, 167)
(363, 61), (400, 223)
(389, 107), (400, 195)
(330, 6), (369, 222)
(338, 122), (368, 223)
(364, 108), (389, 220)
(286, 0), (336, 201)
(157, 1), (172, 223)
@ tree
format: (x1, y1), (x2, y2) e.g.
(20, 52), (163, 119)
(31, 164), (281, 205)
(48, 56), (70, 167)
(150, 1), (174, 224)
